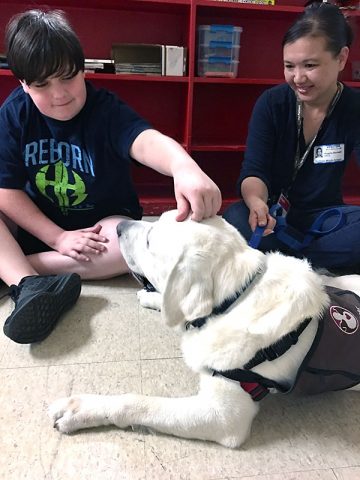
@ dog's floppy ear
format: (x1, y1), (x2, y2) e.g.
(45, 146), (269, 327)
(162, 251), (214, 327)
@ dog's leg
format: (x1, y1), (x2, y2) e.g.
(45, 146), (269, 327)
(137, 289), (162, 310)
(49, 374), (258, 448)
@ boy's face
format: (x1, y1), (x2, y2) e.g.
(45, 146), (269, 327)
(21, 71), (87, 121)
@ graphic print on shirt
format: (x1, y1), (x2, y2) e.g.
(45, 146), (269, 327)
(25, 139), (95, 214)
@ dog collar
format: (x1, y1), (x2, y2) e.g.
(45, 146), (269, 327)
(185, 266), (264, 331)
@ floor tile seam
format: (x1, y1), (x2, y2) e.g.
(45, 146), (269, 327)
(0, 355), (183, 372)
(332, 464), (360, 474)
(0, 358), (146, 370)
(223, 466), (339, 480)
(140, 355), (183, 361)
(263, 466), (338, 479)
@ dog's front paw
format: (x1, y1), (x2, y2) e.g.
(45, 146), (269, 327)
(48, 394), (106, 434)
(137, 289), (162, 311)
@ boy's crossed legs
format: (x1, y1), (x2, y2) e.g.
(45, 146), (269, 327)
(0, 216), (130, 344)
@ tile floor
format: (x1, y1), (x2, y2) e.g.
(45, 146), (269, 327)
(1, 275), (360, 480)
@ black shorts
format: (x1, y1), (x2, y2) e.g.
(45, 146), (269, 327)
(17, 228), (53, 255)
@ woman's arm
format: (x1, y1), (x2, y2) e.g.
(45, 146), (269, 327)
(241, 177), (275, 234)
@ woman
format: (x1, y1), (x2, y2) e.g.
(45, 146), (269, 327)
(223, 1), (360, 272)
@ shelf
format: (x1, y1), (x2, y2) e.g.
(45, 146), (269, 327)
(194, 76), (282, 85)
(0, 69), (189, 82)
(3, 0), (191, 11)
(195, 1), (303, 14)
(191, 144), (246, 152)
(87, 72), (189, 82)
(2, 68), (357, 86)
(139, 195), (236, 215)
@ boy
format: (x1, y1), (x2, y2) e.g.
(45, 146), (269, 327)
(0, 9), (221, 344)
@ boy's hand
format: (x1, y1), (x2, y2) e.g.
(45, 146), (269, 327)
(54, 224), (109, 261)
(173, 167), (222, 222)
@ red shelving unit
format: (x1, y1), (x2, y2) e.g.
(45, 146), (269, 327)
(1, 0), (359, 213)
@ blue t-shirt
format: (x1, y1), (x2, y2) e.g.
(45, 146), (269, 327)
(239, 83), (360, 211)
(0, 81), (152, 229)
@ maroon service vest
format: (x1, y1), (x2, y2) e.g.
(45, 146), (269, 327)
(289, 286), (360, 395)
(213, 286), (360, 400)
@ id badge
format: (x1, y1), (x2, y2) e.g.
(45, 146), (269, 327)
(277, 193), (291, 217)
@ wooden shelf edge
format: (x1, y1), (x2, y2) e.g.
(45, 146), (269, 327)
(86, 72), (189, 82)
(0, 69), (189, 83)
(2, 0), (191, 9)
(194, 76), (282, 84)
(140, 196), (238, 216)
(141, 194), (360, 217)
(1, 69), (358, 87)
(195, 1), (303, 13)
(191, 144), (246, 151)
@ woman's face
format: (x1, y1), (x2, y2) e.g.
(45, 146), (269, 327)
(283, 35), (348, 107)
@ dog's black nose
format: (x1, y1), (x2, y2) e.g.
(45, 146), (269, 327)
(116, 222), (122, 237)
(117, 221), (127, 237)
(117, 219), (135, 238)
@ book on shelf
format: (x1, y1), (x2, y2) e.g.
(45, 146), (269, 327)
(210, 0), (275, 4)
(0, 53), (8, 69)
(115, 63), (162, 75)
(84, 58), (115, 73)
(111, 43), (186, 76)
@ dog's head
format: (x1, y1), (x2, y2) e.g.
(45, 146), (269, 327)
(117, 210), (263, 327)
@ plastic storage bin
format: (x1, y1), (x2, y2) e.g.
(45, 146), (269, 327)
(198, 25), (243, 45)
(198, 57), (239, 78)
(198, 42), (240, 62)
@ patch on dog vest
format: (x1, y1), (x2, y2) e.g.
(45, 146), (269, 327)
(291, 286), (360, 395)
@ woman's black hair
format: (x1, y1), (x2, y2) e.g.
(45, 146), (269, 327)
(282, 2), (353, 56)
(5, 9), (85, 85)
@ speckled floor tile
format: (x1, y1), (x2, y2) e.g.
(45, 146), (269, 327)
(333, 466), (360, 480)
(1, 279), (359, 480)
(234, 471), (337, 480)
(1, 279), (141, 368)
(139, 307), (182, 360)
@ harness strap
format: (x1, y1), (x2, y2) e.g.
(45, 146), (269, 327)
(244, 318), (312, 370)
(213, 368), (286, 393)
(212, 317), (312, 400)
(240, 382), (269, 401)
(248, 205), (345, 251)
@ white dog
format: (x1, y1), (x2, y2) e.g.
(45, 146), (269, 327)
(49, 211), (360, 448)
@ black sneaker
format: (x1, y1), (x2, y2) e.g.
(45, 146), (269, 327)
(3, 273), (81, 344)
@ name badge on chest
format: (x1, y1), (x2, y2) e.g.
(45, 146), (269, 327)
(314, 144), (345, 164)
